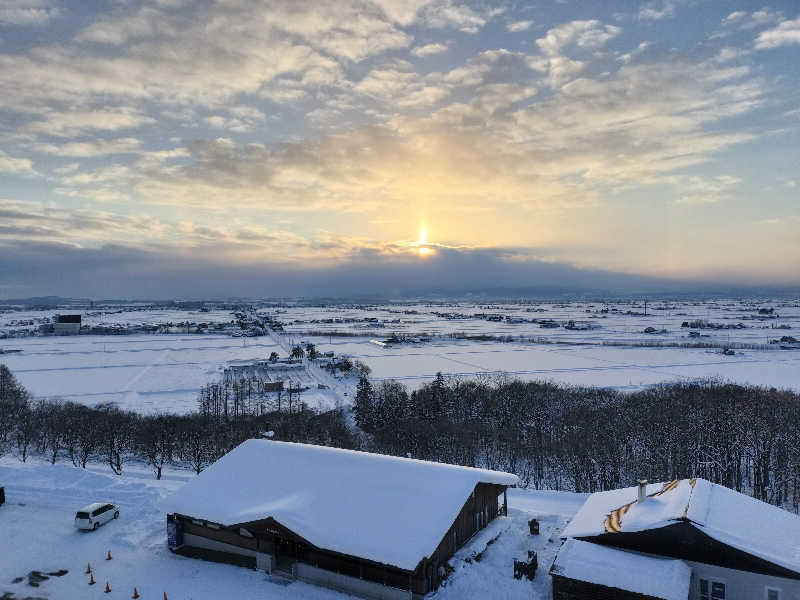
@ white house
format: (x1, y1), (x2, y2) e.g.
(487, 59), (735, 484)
(554, 478), (800, 600)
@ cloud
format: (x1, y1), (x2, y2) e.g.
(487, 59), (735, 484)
(0, 151), (35, 175)
(0, 234), (702, 300)
(355, 67), (450, 108)
(638, 1), (676, 21)
(0, 0), (59, 26)
(506, 20), (533, 32)
(420, 1), (491, 33)
(536, 20), (622, 56)
(675, 175), (742, 205)
(411, 43), (449, 57)
(755, 18), (800, 49)
(24, 108), (155, 136)
(35, 137), (142, 157)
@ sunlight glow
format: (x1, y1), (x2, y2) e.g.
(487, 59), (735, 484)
(415, 224), (434, 257)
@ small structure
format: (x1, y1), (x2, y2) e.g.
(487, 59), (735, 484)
(555, 478), (800, 600)
(53, 314), (81, 335)
(165, 440), (517, 599)
(514, 551), (538, 581)
(528, 518), (539, 535)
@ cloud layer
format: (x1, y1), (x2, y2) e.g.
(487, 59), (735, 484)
(0, 0), (799, 298)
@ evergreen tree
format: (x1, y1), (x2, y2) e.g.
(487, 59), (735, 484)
(353, 376), (375, 431)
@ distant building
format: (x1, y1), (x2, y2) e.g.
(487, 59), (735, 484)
(53, 314), (81, 335)
(553, 478), (800, 600)
(166, 440), (518, 599)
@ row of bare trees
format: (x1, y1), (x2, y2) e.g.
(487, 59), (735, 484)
(354, 373), (800, 510)
(0, 364), (353, 478)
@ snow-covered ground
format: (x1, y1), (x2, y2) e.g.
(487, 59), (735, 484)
(0, 457), (587, 600)
(1, 298), (799, 415)
(306, 337), (800, 391)
(0, 334), (281, 413)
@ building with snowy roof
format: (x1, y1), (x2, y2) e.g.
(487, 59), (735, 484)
(553, 478), (800, 600)
(165, 439), (518, 599)
(53, 314), (81, 335)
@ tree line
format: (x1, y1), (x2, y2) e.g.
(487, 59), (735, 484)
(354, 373), (800, 510)
(4, 361), (800, 511)
(0, 364), (353, 478)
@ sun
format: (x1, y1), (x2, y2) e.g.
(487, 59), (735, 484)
(415, 224), (434, 257)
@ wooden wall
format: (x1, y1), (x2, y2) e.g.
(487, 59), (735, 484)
(413, 482), (506, 595)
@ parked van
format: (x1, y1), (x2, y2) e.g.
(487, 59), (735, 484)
(74, 502), (119, 530)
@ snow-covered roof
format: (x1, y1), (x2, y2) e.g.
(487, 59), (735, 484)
(165, 440), (518, 571)
(562, 478), (800, 574)
(551, 538), (691, 600)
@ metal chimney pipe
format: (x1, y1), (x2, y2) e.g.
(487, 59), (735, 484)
(637, 479), (648, 503)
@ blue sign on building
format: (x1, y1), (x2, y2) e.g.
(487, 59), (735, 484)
(167, 517), (183, 548)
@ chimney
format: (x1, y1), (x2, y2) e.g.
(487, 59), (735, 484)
(637, 479), (648, 503)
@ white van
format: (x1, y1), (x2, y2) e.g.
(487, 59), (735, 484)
(74, 502), (119, 530)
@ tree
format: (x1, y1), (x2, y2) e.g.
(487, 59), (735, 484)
(98, 406), (134, 475)
(353, 377), (375, 431)
(305, 343), (317, 360)
(62, 403), (101, 468)
(14, 404), (38, 462)
(0, 364), (29, 456)
(178, 415), (215, 474)
(353, 360), (372, 377)
(269, 351), (279, 363)
(136, 414), (176, 479)
(290, 345), (305, 360)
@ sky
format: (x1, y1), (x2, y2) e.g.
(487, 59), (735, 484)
(0, 0), (799, 299)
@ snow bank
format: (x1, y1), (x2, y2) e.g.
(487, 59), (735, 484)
(551, 538), (691, 600)
(165, 440), (519, 571)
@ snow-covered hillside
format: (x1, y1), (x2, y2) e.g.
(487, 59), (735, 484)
(0, 458), (586, 599)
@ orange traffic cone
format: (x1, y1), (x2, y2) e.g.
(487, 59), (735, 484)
(132, 587), (141, 599)
(106, 550), (113, 560)
(86, 562), (93, 574)
(89, 573), (96, 586)
(105, 581), (112, 593)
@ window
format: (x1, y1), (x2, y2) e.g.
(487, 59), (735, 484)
(766, 588), (782, 600)
(699, 578), (725, 600)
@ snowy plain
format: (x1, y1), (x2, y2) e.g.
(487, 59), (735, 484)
(0, 456), (587, 600)
(1, 298), (799, 415)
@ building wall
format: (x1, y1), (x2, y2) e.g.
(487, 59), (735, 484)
(688, 561), (800, 600)
(417, 482), (506, 594)
(552, 574), (664, 600)
(295, 563), (412, 600)
(183, 532), (257, 558)
(53, 322), (80, 335)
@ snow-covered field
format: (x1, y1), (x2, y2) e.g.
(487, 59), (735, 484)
(307, 337), (800, 391)
(0, 334), (281, 413)
(0, 457), (587, 600)
(1, 298), (799, 415)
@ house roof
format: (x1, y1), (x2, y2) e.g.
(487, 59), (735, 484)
(562, 478), (800, 575)
(165, 439), (518, 571)
(551, 538), (691, 600)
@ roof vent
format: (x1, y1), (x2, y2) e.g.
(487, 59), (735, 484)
(637, 479), (648, 503)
